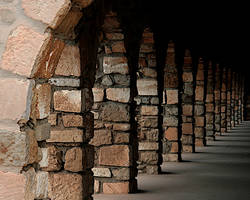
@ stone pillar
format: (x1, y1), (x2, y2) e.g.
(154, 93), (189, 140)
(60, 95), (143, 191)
(214, 64), (221, 135)
(162, 41), (181, 162)
(205, 61), (215, 141)
(240, 75), (245, 122)
(181, 50), (195, 152)
(194, 58), (206, 146)
(236, 73), (241, 125)
(135, 28), (161, 174)
(231, 71), (236, 127)
(220, 67), (227, 133)
(91, 13), (137, 194)
(226, 68), (232, 130)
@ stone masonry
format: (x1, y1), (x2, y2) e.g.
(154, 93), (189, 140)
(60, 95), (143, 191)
(220, 67), (227, 133)
(135, 28), (161, 174)
(214, 64), (221, 136)
(194, 58), (206, 146)
(205, 61), (215, 141)
(226, 68), (232, 130)
(181, 50), (195, 152)
(162, 41), (181, 162)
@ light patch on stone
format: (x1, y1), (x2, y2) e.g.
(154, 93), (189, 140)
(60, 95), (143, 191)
(92, 168), (111, 177)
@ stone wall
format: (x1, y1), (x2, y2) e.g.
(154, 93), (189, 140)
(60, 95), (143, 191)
(214, 64), (221, 136)
(135, 28), (161, 174)
(226, 68), (232, 130)
(220, 67), (227, 133)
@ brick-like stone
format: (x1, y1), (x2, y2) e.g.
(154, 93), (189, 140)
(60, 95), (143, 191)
(48, 113), (57, 126)
(54, 90), (81, 113)
(113, 123), (130, 131)
(166, 89), (178, 104)
(111, 41), (126, 53)
(137, 79), (158, 96)
(182, 104), (193, 116)
(94, 180), (100, 193)
(36, 171), (48, 199)
(100, 102), (130, 122)
(141, 105), (158, 116)
(49, 77), (80, 87)
(22, 0), (71, 29)
(170, 142), (179, 153)
(92, 167), (111, 177)
(182, 123), (193, 134)
(90, 129), (112, 146)
(195, 116), (205, 127)
(0, 78), (33, 121)
(64, 147), (83, 172)
(99, 145), (130, 166)
(140, 67), (157, 78)
(55, 44), (81, 76)
(139, 152), (158, 164)
(35, 122), (51, 141)
(39, 146), (62, 171)
(165, 127), (178, 141)
(112, 168), (130, 180)
(140, 116), (158, 128)
(114, 133), (130, 144)
(182, 72), (193, 82)
(103, 182), (129, 194)
(48, 172), (83, 200)
(139, 142), (158, 150)
(47, 129), (83, 143)
(106, 88), (130, 103)
(92, 88), (104, 102)
(103, 57), (129, 74)
(62, 114), (83, 127)
(0, 25), (51, 77)
(195, 85), (204, 101)
(106, 33), (124, 40)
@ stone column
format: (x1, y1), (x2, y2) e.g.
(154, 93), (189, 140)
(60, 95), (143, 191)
(135, 28), (161, 174)
(162, 41), (181, 162)
(181, 50), (195, 152)
(220, 67), (227, 133)
(226, 68), (232, 130)
(194, 58), (206, 146)
(240, 75), (245, 122)
(214, 64), (221, 136)
(91, 13), (137, 194)
(205, 61), (215, 141)
(231, 71), (236, 127)
(234, 73), (239, 125)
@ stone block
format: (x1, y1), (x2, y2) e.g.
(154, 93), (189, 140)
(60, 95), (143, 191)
(39, 146), (62, 171)
(106, 88), (130, 103)
(182, 72), (193, 82)
(54, 90), (81, 113)
(195, 116), (205, 127)
(48, 113), (57, 126)
(166, 90), (178, 104)
(165, 127), (178, 141)
(0, 25), (51, 77)
(103, 182), (130, 194)
(48, 172), (83, 200)
(106, 33), (124, 40)
(49, 77), (80, 87)
(194, 105), (204, 115)
(62, 114), (83, 127)
(182, 123), (193, 135)
(35, 122), (51, 141)
(65, 147), (83, 172)
(140, 116), (158, 128)
(36, 171), (48, 199)
(164, 73), (178, 88)
(138, 142), (158, 151)
(114, 133), (130, 144)
(182, 104), (193, 116)
(112, 168), (130, 180)
(47, 129), (83, 143)
(0, 78), (33, 121)
(90, 129), (112, 146)
(195, 85), (204, 101)
(140, 67), (157, 78)
(139, 152), (158, 164)
(22, 0), (71, 29)
(103, 57), (129, 74)
(113, 123), (130, 131)
(55, 44), (80, 76)
(163, 115), (178, 127)
(92, 168), (111, 177)
(140, 105), (158, 116)
(92, 88), (104, 102)
(170, 142), (179, 153)
(137, 79), (158, 96)
(99, 145), (130, 167)
(111, 41), (126, 53)
(100, 102), (130, 122)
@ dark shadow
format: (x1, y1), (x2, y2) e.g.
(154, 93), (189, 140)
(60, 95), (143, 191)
(136, 189), (148, 194)
(159, 171), (176, 175)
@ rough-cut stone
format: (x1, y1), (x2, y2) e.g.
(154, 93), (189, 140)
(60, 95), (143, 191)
(141, 105), (158, 116)
(140, 67), (157, 78)
(90, 129), (112, 146)
(92, 88), (104, 102)
(99, 145), (130, 166)
(0, 128), (38, 168)
(106, 33), (124, 40)
(64, 147), (83, 172)
(113, 123), (130, 131)
(23, 167), (36, 200)
(111, 41), (126, 53)
(48, 172), (82, 200)
(100, 102), (130, 122)
(182, 105), (193, 116)
(49, 78), (80, 87)
(47, 129), (83, 143)
(103, 182), (129, 194)
(112, 168), (130, 180)
(48, 113), (57, 126)
(166, 90), (178, 104)
(137, 79), (158, 96)
(140, 116), (158, 128)
(103, 57), (129, 74)
(195, 85), (204, 101)
(165, 127), (178, 141)
(114, 133), (130, 144)
(106, 88), (130, 103)
(139, 152), (158, 164)
(22, 0), (71, 29)
(182, 72), (193, 82)
(39, 146), (62, 171)
(36, 171), (48, 199)
(35, 122), (50, 141)
(32, 83), (51, 119)
(62, 114), (83, 127)
(0, 25), (50, 77)
(54, 90), (81, 113)
(195, 116), (205, 127)
(182, 123), (193, 134)
(92, 168), (111, 177)
(139, 142), (158, 150)
(55, 44), (81, 76)
(170, 142), (179, 153)
(0, 78), (33, 121)
(94, 180), (100, 193)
